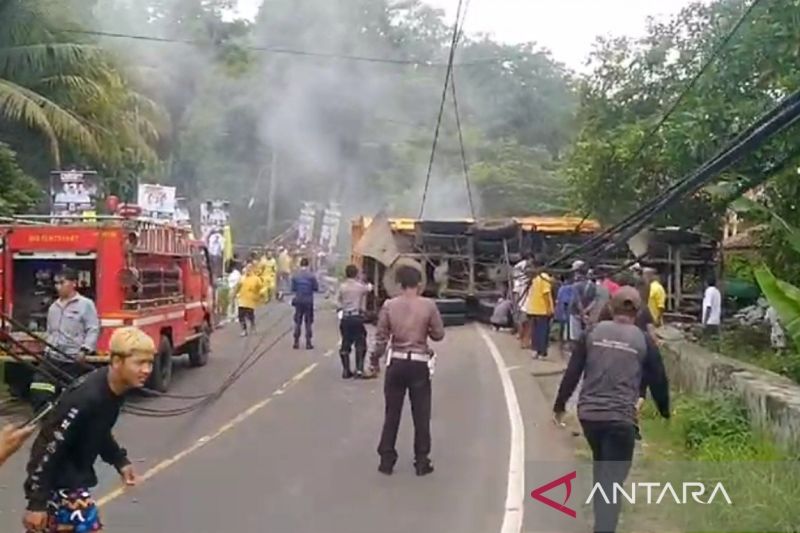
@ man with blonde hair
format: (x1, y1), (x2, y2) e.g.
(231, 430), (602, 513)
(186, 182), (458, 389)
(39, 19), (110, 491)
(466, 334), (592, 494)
(23, 327), (155, 533)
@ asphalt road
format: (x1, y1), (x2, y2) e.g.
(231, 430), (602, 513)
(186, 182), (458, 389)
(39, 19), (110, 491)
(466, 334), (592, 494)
(0, 303), (582, 533)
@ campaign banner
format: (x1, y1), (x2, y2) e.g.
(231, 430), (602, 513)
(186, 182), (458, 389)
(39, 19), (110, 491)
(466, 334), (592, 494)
(200, 200), (230, 258)
(174, 197), (191, 227)
(297, 202), (317, 246)
(319, 204), (342, 254)
(137, 183), (176, 219)
(50, 170), (99, 215)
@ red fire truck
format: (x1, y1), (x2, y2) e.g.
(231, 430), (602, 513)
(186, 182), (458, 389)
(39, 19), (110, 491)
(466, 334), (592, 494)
(0, 215), (214, 393)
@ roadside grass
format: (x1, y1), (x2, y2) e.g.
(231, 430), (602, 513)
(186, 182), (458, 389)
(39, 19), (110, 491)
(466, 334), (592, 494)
(622, 393), (800, 533)
(696, 325), (800, 384)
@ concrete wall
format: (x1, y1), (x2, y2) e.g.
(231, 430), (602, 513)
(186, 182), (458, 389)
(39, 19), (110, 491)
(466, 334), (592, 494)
(659, 327), (800, 452)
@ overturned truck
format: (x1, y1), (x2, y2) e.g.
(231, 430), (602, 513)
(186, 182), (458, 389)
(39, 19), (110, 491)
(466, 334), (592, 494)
(350, 215), (600, 324)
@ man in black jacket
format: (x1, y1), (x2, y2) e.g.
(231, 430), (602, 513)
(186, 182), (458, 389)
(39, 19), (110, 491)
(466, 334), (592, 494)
(22, 327), (155, 533)
(553, 287), (670, 533)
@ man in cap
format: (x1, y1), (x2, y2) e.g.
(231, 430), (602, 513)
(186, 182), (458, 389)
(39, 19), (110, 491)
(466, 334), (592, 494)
(553, 287), (670, 533)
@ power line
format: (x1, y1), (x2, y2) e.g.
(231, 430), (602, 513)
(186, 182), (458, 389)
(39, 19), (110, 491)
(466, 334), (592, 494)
(561, 0), (771, 264)
(418, 0), (469, 218)
(58, 28), (507, 68)
(619, 0), (769, 176)
(450, 68), (476, 218)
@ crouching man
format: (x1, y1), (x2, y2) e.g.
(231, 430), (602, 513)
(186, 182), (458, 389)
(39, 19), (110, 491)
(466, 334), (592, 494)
(23, 327), (154, 533)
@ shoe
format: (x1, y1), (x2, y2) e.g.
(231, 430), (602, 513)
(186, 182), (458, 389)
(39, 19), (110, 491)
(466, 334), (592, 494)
(415, 461), (434, 476)
(342, 369), (354, 379)
(306, 342), (314, 350)
(293, 340), (300, 350)
(240, 331), (247, 337)
(355, 370), (364, 379)
(378, 461), (394, 475)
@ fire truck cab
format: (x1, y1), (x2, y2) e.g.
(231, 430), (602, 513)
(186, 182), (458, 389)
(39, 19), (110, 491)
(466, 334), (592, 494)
(0, 215), (214, 394)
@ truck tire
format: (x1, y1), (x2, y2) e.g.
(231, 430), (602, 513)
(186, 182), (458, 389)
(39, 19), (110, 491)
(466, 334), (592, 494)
(434, 298), (467, 315)
(442, 313), (467, 327)
(188, 323), (211, 368)
(473, 219), (519, 240)
(148, 336), (173, 392)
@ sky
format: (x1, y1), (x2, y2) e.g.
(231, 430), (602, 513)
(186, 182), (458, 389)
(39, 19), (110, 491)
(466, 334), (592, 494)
(233, 0), (705, 71)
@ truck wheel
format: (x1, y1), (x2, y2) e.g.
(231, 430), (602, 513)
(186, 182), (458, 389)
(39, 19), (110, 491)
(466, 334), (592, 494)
(148, 336), (173, 392)
(188, 323), (211, 368)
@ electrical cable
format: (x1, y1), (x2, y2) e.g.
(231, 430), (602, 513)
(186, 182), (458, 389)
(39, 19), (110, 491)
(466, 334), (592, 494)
(0, 308), (295, 417)
(450, 67), (476, 218)
(616, 0), (768, 177)
(57, 28), (506, 69)
(418, 0), (468, 219)
(549, 88), (800, 269)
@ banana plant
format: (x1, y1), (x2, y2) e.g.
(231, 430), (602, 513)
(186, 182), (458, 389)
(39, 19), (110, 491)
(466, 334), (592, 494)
(732, 196), (800, 346)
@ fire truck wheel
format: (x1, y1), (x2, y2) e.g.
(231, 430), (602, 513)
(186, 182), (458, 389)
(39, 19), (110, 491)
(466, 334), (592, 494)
(188, 324), (211, 367)
(148, 336), (173, 393)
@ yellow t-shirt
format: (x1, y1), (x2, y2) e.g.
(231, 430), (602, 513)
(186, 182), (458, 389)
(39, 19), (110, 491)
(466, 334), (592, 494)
(277, 252), (291, 274)
(648, 280), (666, 325)
(238, 274), (263, 309)
(527, 273), (554, 316)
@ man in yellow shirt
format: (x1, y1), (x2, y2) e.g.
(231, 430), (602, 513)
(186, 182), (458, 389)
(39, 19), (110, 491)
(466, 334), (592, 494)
(260, 248), (277, 302)
(237, 264), (263, 336)
(644, 267), (666, 326)
(277, 247), (292, 301)
(526, 257), (554, 359)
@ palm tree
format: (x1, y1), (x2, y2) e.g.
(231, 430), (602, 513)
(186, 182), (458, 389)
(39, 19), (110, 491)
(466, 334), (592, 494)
(0, 0), (164, 168)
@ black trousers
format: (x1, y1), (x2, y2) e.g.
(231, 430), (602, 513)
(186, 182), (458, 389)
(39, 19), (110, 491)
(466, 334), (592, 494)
(30, 360), (87, 411)
(378, 358), (432, 465)
(580, 420), (636, 533)
(238, 306), (255, 332)
(293, 302), (314, 342)
(531, 315), (551, 356)
(339, 315), (367, 372)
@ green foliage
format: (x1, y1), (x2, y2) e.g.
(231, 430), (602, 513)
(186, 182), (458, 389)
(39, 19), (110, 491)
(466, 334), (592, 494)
(567, 0), (800, 233)
(675, 393), (751, 453)
(723, 254), (756, 283)
(0, 143), (39, 216)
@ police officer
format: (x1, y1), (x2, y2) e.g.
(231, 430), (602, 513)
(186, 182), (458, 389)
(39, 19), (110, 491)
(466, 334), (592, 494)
(336, 265), (372, 379)
(291, 258), (319, 349)
(369, 265), (445, 476)
(30, 267), (99, 410)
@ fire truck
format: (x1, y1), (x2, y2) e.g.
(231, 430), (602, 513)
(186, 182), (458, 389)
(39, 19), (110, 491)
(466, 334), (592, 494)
(0, 214), (214, 394)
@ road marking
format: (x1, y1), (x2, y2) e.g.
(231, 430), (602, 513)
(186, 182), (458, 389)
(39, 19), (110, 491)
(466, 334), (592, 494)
(97, 348), (334, 507)
(476, 325), (525, 533)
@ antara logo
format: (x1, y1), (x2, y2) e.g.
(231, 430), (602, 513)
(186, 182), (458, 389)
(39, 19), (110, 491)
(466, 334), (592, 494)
(530, 472), (732, 518)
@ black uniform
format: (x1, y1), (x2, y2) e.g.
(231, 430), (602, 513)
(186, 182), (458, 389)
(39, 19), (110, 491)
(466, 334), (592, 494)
(24, 367), (130, 513)
(370, 295), (445, 475)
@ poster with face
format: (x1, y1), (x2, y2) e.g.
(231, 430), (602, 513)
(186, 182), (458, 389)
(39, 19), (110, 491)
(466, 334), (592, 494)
(297, 202), (317, 246)
(200, 200), (230, 256)
(138, 183), (176, 219)
(50, 170), (99, 215)
(319, 204), (341, 254)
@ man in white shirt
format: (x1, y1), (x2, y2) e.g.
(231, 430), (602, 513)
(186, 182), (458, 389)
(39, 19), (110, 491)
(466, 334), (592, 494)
(227, 262), (242, 321)
(702, 278), (722, 335)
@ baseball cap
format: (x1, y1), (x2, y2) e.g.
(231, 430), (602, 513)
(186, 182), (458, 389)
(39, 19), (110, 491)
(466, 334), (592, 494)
(610, 286), (641, 315)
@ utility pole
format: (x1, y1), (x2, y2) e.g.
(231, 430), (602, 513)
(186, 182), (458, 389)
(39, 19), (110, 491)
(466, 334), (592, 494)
(266, 146), (279, 239)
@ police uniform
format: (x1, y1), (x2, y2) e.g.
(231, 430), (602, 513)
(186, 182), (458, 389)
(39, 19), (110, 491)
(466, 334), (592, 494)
(337, 278), (372, 378)
(370, 294), (445, 476)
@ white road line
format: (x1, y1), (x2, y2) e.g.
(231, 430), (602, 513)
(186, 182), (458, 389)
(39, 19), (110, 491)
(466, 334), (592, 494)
(477, 324), (525, 533)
